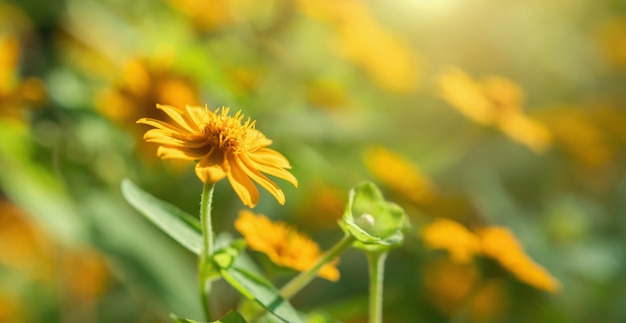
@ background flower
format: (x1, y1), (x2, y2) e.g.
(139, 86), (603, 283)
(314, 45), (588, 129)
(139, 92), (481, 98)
(235, 210), (340, 281)
(1, 0), (624, 321)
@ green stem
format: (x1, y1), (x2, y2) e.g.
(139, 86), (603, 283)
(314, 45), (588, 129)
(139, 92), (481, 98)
(280, 234), (355, 299)
(198, 182), (216, 322)
(367, 252), (387, 323)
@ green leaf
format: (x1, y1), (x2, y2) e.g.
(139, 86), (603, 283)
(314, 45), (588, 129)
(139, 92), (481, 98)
(213, 239), (246, 270)
(121, 178), (202, 254)
(212, 310), (248, 323)
(170, 314), (203, 323)
(221, 266), (302, 323)
(170, 310), (247, 323)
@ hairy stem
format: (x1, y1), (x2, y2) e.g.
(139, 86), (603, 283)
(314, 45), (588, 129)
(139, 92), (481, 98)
(198, 182), (216, 322)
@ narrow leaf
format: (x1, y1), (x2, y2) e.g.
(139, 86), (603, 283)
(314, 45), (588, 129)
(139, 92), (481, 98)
(121, 178), (202, 254)
(170, 310), (247, 323)
(221, 267), (302, 323)
(212, 310), (247, 323)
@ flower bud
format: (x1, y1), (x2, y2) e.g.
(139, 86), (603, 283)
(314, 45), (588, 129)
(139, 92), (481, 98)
(340, 182), (409, 252)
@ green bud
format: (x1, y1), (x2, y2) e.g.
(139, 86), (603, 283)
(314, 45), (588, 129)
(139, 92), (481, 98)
(340, 182), (409, 252)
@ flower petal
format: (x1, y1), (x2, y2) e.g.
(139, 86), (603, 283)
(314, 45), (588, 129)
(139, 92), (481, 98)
(245, 153), (298, 187)
(144, 129), (209, 148)
(137, 117), (191, 134)
(226, 153), (260, 207)
(195, 157), (227, 183)
(251, 148), (293, 169)
(157, 146), (213, 160)
(186, 105), (210, 127)
(156, 104), (200, 132)
(235, 154), (286, 205)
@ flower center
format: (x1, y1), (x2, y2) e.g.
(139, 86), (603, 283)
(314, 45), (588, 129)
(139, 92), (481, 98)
(202, 108), (255, 153)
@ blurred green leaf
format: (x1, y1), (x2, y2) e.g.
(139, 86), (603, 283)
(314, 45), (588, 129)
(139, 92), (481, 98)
(121, 178), (202, 254)
(171, 310), (248, 323)
(0, 121), (85, 245)
(170, 315), (203, 323)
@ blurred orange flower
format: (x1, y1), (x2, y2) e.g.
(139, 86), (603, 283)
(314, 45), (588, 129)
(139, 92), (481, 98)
(479, 227), (561, 293)
(420, 218), (561, 293)
(438, 67), (551, 153)
(539, 107), (616, 167)
(166, 0), (234, 32)
(0, 200), (55, 281)
(138, 104), (297, 207)
(423, 258), (479, 314)
(235, 210), (340, 281)
(96, 58), (200, 158)
(0, 35), (46, 122)
(0, 294), (24, 323)
(296, 182), (346, 230)
(423, 259), (508, 321)
(296, 0), (420, 94)
(596, 16), (626, 68)
(420, 218), (481, 264)
(364, 145), (436, 205)
(0, 200), (111, 319)
(62, 251), (110, 304)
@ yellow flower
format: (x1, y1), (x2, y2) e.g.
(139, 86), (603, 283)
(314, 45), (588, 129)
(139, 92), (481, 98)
(96, 58), (201, 160)
(479, 227), (561, 293)
(364, 146), (436, 205)
(234, 210), (340, 281)
(420, 218), (561, 293)
(0, 34), (46, 122)
(420, 218), (481, 264)
(165, 0), (234, 32)
(295, 0), (420, 94)
(539, 107), (615, 167)
(438, 67), (551, 153)
(422, 258), (479, 314)
(138, 104), (297, 207)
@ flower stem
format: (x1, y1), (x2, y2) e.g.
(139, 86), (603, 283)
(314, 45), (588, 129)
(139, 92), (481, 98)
(367, 251), (387, 323)
(198, 182), (216, 322)
(280, 234), (355, 300)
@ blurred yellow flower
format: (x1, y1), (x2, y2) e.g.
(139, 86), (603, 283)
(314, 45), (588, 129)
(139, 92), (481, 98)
(423, 258), (479, 314)
(364, 146), (436, 205)
(438, 67), (551, 153)
(0, 200), (55, 281)
(420, 218), (481, 264)
(138, 104), (297, 207)
(479, 227), (561, 293)
(296, 182), (346, 230)
(0, 200), (111, 317)
(420, 218), (561, 293)
(596, 16), (626, 68)
(540, 107), (615, 167)
(62, 251), (110, 304)
(165, 0), (234, 32)
(97, 58), (201, 159)
(296, 0), (420, 94)
(0, 294), (24, 323)
(234, 210), (340, 281)
(0, 35), (46, 121)
(306, 79), (350, 110)
(468, 278), (508, 323)
(423, 259), (509, 321)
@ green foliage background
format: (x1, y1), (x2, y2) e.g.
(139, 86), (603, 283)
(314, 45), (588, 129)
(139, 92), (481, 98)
(1, 0), (626, 322)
